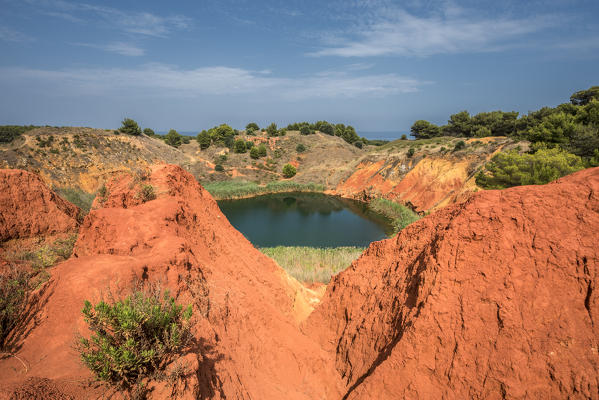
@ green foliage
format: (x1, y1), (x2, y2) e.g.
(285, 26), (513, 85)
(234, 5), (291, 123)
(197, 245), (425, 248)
(0, 125), (38, 143)
(249, 146), (260, 159)
(233, 139), (247, 153)
(296, 143), (306, 153)
(354, 141), (363, 149)
(97, 184), (109, 203)
(300, 125), (311, 135)
(245, 122), (259, 133)
(407, 147), (415, 157)
(196, 130), (211, 149)
(164, 129), (183, 148)
(202, 179), (324, 199)
(143, 128), (155, 137)
(0, 266), (30, 349)
(282, 163), (297, 178)
(55, 187), (95, 219)
(571, 86), (599, 106)
(315, 121), (334, 135)
(120, 118), (142, 136)
(453, 140), (466, 152)
(257, 144), (267, 157)
(266, 122), (278, 137)
(214, 164), (224, 172)
(205, 124), (236, 147)
(138, 185), (156, 202)
(78, 288), (192, 389)
(400, 134), (407, 140)
(410, 120), (440, 139)
(245, 141), (254, 150)
(476, 148), (585, 189)
(368, 198), (420, 234)
(260, 246), (364, 283)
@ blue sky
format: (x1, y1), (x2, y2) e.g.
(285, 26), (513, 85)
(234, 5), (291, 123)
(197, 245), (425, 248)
(1, 0), (598, 136)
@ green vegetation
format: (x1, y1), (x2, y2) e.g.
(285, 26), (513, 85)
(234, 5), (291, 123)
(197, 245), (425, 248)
(257, 144), (267, 157)
(143, 128), (155, 136)
(453, 140), (466, 152)
(369, 198), (420, 233)
(410, 120), (440, 139)
(260, 246), (364, 283)
(214, 164), (224, 172)
(570, 86), (599, 106)
(296, 143), (306, 153)
(407, 147), (415, 157)
(286, 120), (366, 145)
(138, 184), (156, 202)
(233, 139), (247, 153)
(249, 146), (260, 159)
(0, 266), (30, 349)
(164, 129), (183, 148)
(245, 122), (259, 134)
(196, 130), (211, 149)
(266, 122), (278, 137)
(78, 287), (192, 390)
(203, 179), (324, 200)
(282, 163), (297, 178)
(0, 125), (38, 143)
(55, 187), (95, 217)
(476, 147), (585, 189)
(119, 118), (141, 136)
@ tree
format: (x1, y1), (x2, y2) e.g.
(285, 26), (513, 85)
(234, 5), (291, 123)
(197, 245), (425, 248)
(266, 122), (278, 137)
(475, 148), (584, 189)
(400, 134), (407, 140)
(315, 121), (334, 135)
(444, 111), (472, 137)
(257, 144), (267, 157)
(234, 139), (247, 153)
(143, 128), (155, 136)
(246, 122), (259, 133)
(196, 130), (211, 149)
(570, 86), (599, 106)
(119, 118), (141, 136)
(300, 125), (311, 135)
(407, 147), (415, 157)
(410, 120), (440, 139)
(164, 129), (183, 148)
(282, 163), (297, 178)
(245, 140), (254, 150)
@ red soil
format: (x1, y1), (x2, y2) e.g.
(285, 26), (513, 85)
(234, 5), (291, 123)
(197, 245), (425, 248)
(0, 169), (79, 241)
(1, 165), (598, 399)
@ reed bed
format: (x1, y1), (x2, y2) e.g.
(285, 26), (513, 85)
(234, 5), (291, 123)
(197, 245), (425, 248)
(368, 198), (420, 233)
(203, 179), (324, 200)
(260, 246), (364, 284)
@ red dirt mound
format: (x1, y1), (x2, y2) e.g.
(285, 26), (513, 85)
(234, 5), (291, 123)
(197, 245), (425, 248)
(0, 169), (79, 241)
(0, 165), (342, 399)
(307, 167), (599, 399)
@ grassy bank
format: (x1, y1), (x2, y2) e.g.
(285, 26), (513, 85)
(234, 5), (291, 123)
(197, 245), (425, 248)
(203, 179), (324, 200)
(368, 198), (421, 234)
(260, 246), (364, 283)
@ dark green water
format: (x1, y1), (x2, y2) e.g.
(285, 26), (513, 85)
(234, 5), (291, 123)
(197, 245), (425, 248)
(217, 192), (394, 247)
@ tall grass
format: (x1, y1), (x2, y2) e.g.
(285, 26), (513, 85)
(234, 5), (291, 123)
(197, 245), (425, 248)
(260, 246), (364, 283)
(203, 179), (324, 200)
(54, 187), (95, 215)
(368, 198), (420, 234)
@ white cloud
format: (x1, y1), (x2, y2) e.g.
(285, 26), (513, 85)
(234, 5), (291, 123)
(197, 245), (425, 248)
(25, 0), (191, 37)
(310, 4), (553, 57)
(0, 64), (427, 100)
(73, 42), (145, 57)
(0, 26), (34, 42)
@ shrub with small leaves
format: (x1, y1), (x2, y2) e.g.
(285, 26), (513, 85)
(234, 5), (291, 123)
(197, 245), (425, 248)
(0, 266), (30, 349)
(215, 164), (224, 172)
(453, 140), (466, 152)
(407, 147), (415, 158)
(296, 143), (306, 153)
(282, 163), (297, 178)
(119, 118), (141, 136)
(139, 184), (156, 202)
(78, 288), (193, 389)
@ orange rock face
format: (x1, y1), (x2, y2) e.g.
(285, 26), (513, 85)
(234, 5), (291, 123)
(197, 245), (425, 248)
(308, 167), (599, 399)
(2, 165), (598, 399)
(0, 169), (79, 241)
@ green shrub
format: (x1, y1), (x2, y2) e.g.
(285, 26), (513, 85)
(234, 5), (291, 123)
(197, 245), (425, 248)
(233, 139), (247, 153)
(249, 147), (260, 159)
(246, 122), (259, 132)
(245, 141), (254, 150)
(407, 147), (415, 157)
(300, 126), (311, 135)
(119, 118), (141, 136)
(97, 184), (109, 203)
(0, 266), (30, 349)
(282, 163), (297, 178)
(55, 187), (95, 217)
(214, 164), (224, 172)
(143, 128), (155, 136)
(257, 144), (267, 157)
(164, 129), (183, 148)
(400, 134), (407, 140)
(453, 140), (466, 151)
(266, 123), (278, 137)
(78, 288), (192, 389)
(476, 147), (585, 189)
(138, 184), (156, 202)
(196, 130), (211, 149)
(354, 141), (363, 149)
(296, 143), (306, 153)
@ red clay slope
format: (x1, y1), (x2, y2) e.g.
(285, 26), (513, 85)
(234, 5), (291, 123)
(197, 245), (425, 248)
(0, 169), (79, 241)
(307, 167), (599, 399)
(0, 165), (342, 399)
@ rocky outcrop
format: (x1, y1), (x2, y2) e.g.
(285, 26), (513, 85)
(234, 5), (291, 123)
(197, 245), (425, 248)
(0, 169), (79, 241)
(308, 167), (599, 399)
